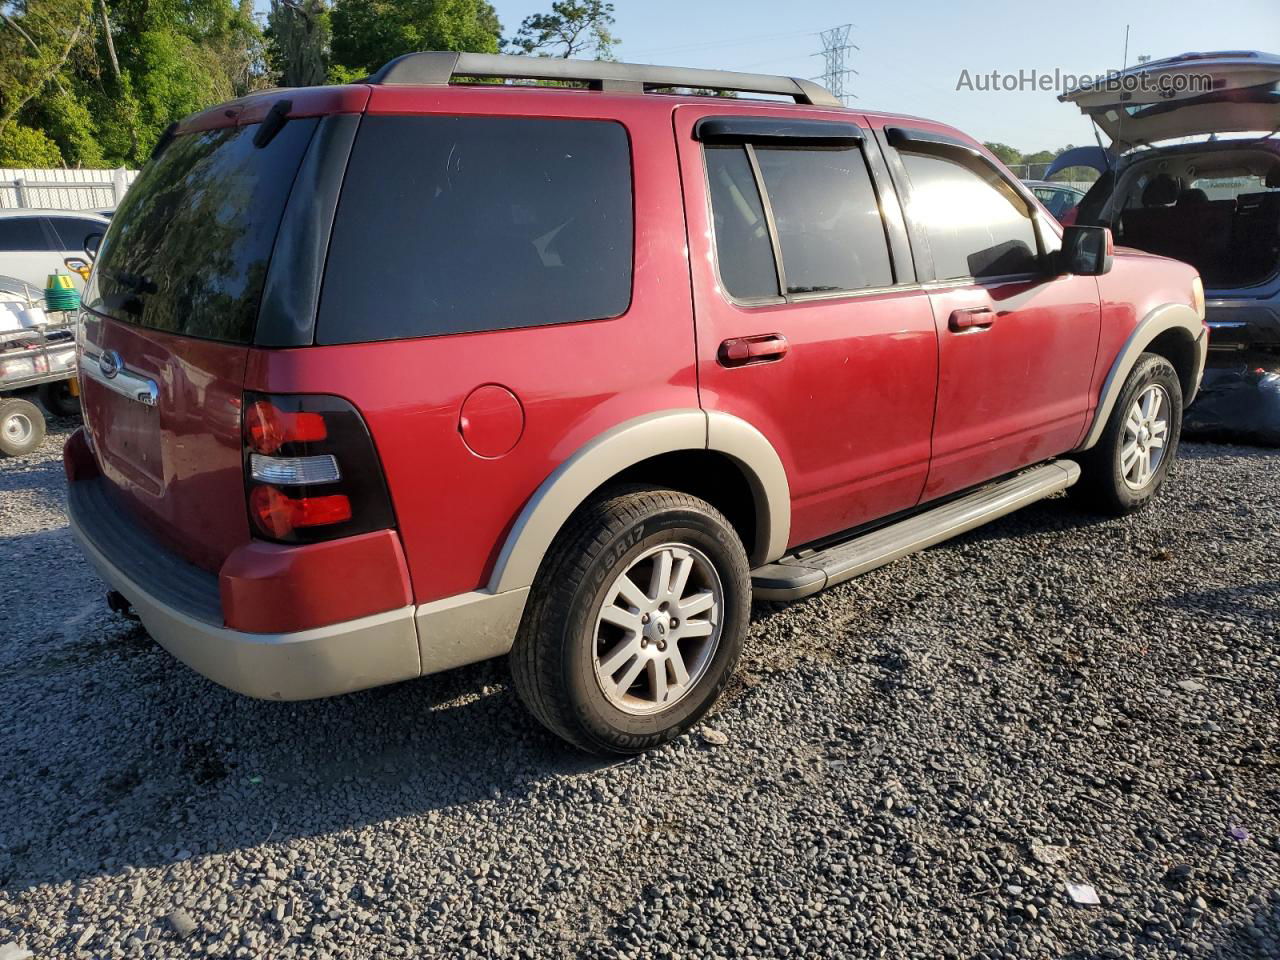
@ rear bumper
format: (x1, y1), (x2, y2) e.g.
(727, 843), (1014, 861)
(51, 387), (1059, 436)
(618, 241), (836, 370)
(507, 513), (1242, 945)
(67, 472), (422, 700)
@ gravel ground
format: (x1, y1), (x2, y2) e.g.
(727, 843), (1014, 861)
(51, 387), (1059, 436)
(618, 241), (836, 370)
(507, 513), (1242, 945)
(1, 421), (1277, 960)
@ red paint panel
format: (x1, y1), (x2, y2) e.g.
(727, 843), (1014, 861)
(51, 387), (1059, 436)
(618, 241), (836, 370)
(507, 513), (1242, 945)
(459, 384), (525, 458)
(220, 529), (412, 633)
(177, 85), (371, 134)
(673, 103), (939, 548)
(246, 89), (698, 604)
(79, 312), (250, 573)
(922, 277), (1101, 500)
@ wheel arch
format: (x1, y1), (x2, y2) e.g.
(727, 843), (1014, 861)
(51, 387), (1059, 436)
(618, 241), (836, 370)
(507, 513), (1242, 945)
(1076, 302), (1207, 452)
(488, 410), (791, 594)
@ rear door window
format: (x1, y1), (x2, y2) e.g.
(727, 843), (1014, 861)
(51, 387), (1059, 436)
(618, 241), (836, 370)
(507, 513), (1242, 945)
(86, 117), (319, 343)
(899, 151), (1040, 280)
(45, 217), (106, 252)
(316, 116), (634, 345)
(0, 217), (53, 252)
(704, 141), (894, 301)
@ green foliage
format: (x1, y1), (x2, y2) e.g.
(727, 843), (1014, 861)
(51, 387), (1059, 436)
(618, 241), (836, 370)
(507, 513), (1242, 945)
(508, 0), (616, 59)
(0, 123), (64, 165)
(267, 0), (330, 88)
(330, 0), (501, 76)
(0, 0), (93, 136)
(983, 142), (1023, 166)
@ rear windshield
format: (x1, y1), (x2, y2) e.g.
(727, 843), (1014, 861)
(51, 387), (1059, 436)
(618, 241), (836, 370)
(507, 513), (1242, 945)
(86, 118), (318, 343)
(316, 115), (633, 345)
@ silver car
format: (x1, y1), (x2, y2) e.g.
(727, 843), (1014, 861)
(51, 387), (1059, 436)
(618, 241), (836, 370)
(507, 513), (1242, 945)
(0, 209), (110, 291)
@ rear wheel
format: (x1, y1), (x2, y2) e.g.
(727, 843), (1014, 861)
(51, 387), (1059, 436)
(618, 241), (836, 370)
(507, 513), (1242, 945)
(1074, 353), (1182, 514)
(510, 486), (751, 754)
(0, 397), (46, 457)
(38, 380), (81, 418)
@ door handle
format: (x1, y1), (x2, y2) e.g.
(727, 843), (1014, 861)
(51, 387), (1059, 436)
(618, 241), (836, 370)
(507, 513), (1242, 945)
(718, 334), (789, 367)
(948, 307), (997, 332)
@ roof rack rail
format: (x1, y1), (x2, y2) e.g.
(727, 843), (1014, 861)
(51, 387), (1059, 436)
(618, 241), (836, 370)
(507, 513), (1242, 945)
(367, 51), (842, 108)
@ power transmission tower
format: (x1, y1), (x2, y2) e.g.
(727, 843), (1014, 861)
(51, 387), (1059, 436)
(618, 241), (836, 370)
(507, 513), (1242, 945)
(813, 24), (859, 104)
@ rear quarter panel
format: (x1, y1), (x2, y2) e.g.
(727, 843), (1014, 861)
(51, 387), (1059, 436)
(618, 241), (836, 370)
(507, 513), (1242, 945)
(247, 88), (696, 604)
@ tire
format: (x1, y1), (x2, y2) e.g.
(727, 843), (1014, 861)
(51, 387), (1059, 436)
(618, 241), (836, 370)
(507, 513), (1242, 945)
(0, 397), (47, 457)
(510, 485), (751, 755)
(38, 380), (81, 418)
(1074, 352), (1183, 515)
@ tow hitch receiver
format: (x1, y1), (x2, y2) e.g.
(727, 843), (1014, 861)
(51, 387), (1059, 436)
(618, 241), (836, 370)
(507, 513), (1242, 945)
(106, 590), (140, 621)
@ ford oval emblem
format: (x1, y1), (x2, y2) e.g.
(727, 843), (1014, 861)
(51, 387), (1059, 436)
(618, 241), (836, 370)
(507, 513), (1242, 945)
(99, 350), (122, 380)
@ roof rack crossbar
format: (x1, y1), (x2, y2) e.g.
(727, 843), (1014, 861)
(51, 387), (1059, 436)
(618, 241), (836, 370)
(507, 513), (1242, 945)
(367, 51), (842, 108)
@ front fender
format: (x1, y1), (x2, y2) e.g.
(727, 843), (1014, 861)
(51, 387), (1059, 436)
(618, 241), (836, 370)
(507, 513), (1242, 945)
(1076, 302), (1207, 451)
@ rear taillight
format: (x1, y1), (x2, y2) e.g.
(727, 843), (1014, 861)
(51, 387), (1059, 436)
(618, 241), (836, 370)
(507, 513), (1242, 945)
(242, 392), (395, 543)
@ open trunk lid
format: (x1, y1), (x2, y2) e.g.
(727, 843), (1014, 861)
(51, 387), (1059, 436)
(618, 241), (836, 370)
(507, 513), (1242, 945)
(1060, 51), (1280, 150)
(78, 105), (325, 573)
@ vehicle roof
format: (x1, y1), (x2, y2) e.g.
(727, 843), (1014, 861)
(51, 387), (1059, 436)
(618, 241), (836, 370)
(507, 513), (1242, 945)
(0, 208), (111, 220)
(177, 79), (971, 150)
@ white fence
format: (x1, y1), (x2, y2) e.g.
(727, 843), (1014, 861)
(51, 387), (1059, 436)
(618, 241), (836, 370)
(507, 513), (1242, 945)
(0, 168), (139, 211)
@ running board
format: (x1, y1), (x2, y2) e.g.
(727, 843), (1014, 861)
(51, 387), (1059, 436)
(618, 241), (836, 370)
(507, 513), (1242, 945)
(751, 460), (1081, 602)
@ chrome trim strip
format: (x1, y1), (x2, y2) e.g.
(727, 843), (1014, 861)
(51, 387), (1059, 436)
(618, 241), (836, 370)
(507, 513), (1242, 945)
(80, 347), (159, 407)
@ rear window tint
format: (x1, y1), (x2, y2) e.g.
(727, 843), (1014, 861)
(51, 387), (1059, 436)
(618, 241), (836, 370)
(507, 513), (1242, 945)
(0, 217), (51, 252)
(316, 116), (633, 345)
(46, 217), (106, 251)
(755, 145), (894, 295)
(705, 146), (780, 300)
(86, 118), (318, 343)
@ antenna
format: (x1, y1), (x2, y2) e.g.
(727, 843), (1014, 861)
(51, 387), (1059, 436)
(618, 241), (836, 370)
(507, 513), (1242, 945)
(812, 24), (859, 105)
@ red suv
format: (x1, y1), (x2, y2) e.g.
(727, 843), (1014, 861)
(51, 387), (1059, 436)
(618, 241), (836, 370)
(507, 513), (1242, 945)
(65, 53), (1207, 753)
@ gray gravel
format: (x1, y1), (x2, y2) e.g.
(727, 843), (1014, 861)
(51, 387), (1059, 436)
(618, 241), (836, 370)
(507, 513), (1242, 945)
(1, 420), (1278, 959)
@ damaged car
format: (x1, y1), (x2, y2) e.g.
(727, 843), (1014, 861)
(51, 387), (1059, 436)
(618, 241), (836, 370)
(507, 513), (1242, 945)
(1056, 50), (1280, 356)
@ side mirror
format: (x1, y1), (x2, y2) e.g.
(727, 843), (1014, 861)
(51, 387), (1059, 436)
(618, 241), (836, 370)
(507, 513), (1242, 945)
(64, 257), (92, 281)
(83, 232), (103, 261)
(1060, 225), (1113, 276)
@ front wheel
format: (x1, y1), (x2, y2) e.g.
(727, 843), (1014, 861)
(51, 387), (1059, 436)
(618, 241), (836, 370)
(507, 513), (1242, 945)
(1074, 352), (1183, 515)
(510, 486), (751, 754)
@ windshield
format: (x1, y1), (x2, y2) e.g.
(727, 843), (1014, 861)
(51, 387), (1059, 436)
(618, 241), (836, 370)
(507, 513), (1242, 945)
(86, 118), (318, 344)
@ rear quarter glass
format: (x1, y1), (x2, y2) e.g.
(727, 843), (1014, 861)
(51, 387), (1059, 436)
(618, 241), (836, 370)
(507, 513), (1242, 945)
(85, 117), (319, 344)
(315, 115), (634, 345)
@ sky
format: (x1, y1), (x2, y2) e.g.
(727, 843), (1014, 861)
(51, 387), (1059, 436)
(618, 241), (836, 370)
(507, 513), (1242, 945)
(486, 0), (1280, 150)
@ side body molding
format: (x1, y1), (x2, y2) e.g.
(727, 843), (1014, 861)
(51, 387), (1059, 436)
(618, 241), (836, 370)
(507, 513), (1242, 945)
(1076, 302), (1207, 452)
(415, 409), (792, 675)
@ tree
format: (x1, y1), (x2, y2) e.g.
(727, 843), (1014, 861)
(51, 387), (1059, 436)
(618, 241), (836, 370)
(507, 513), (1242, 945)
(267, 0), (330, 87)
(983, 142), (1022, 167)
(330, 0), (501, 77)
(0, 0), (93, 153)
(509, 0), (615, 59)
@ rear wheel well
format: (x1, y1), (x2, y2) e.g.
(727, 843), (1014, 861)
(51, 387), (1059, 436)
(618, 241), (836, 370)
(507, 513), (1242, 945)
(1144, 328), (1198, 405)
(601, 451), (759, 562)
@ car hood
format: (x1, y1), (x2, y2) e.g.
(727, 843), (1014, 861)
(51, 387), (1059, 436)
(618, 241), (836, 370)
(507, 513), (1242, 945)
(1060, 50), (1280, 150)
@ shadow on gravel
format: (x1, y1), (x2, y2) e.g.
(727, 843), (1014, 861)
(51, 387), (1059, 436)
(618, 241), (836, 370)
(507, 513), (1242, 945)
(0, 630), (617, 892)
(1163, 580), (1280, 630)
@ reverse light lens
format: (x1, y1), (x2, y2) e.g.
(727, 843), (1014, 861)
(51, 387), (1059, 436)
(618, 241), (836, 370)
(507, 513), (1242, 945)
(250, 485), (352, 538)
(250, 453), (341, 486)
(245, 399), (327, 454)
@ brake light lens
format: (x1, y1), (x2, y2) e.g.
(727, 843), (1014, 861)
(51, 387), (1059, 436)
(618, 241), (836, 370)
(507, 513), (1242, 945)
(245, 399), (327, 454)
(250, 486), (352, 539)
(241, 392), (395, 543)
